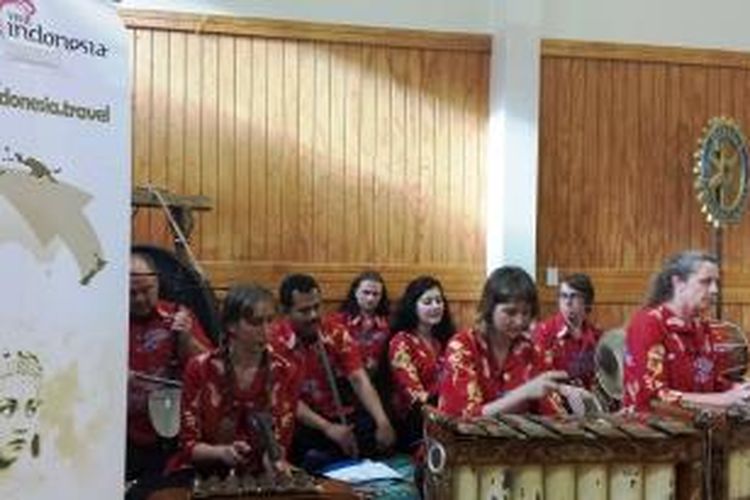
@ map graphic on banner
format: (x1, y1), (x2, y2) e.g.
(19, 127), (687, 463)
(0, 147), (107, 285)
(0, 0), (129, 498)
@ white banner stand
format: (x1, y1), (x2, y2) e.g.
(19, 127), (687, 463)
(0, 0), (130, 498)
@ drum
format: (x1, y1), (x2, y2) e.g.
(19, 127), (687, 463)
(147, 387), (181, 439)
(593, 327), (626, 412)
(708, 320), (749, 382)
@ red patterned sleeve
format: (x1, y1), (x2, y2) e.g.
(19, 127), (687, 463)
(270, 350), (299, 455)
(179, 353), (208, 459)
(438, 331), (484, 418)
(623, 310), (681, 411)
(328, 323), (364, 376)
(389, 333), (431, 408)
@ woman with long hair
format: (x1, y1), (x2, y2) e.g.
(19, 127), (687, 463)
(387, 276), (455, 449)
(329, 271), (391, 378)
(169, 284), (294, 477)
(623, 250), (750, 411)
(438, 266), (567, 417)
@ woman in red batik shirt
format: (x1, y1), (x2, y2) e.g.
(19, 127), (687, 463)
(623, 251), (750, 412)
(387, 276), (456, 450)
(169, 284), (294, 478)
(328, 271), (391, 380)
(438, 266), (568, 418)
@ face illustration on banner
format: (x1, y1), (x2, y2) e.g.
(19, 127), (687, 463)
(0, 350), (42, 470)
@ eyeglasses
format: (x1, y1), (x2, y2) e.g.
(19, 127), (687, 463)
(558, 291), (584, 302)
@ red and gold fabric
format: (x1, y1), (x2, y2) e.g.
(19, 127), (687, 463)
(270, 318), (363, 421)
(388, 330), (445, 420)
(533, 312), (602, 390)
(623, 305), (731, 412)
(168, 348), (297, 472)
(438, 328), (545, 418)
(128, 300), (213, 446)
(327, 312), (390, 376)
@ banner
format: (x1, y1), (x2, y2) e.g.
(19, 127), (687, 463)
(0, 0), (129, 498)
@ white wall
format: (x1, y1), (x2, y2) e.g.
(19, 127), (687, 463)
(117, 0), (493, 32)
(542, 0), (750, 51)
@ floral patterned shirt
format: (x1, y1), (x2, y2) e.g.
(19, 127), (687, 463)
(327, 312), (390, 376)
(270, 318), (363, 421)
(388, 330), (445, 420)
(169, 348), (296, 472)
(128, 300), (213, 446)
(623, 305), (731, 412)
(533, 312), (602, 390)
(438, 328), (545, 418)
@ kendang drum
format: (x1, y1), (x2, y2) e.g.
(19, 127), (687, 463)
(593, 327), (626, 412)
(708, 320), (749, 382)
(423, 406), (703, 500)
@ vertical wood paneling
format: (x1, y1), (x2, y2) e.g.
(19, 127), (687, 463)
(298, 41), (316, 262)
(234, 38), (252, 260)
(200, 35), (219, 260)
(266, 39), (284, 260)
(132, 29), (152, 243)
(540, 41), (750, 331)
(217, 36), (236, 262)
(184, 33), (203, 252)
(128, 17), (489, 327)
(249, 38), (268, 260)
(373, 47), (391, 263)
(281, 40), (300, 260)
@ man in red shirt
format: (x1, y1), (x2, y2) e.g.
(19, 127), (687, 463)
(534, 273), (602, 391)
(270, 274), (395, 471)
(623, 251), (750, 412)
(127, 252), (213, 488)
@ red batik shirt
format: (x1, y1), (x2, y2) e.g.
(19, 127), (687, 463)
(168, 349), (297, 473)
(438, 328), (545, 418)
(623, 305), (731, 412)
(388, 331), (445, 420)
(128, 300), (213, 446)
(328, 312), (390, 376)
(270, 318), (363, 421)
(534, 312), (602, 390)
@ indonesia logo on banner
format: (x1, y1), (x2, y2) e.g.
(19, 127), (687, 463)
(0, 1), (130, 498)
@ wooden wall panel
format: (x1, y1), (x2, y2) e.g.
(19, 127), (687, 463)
(124, 11), (490, 328)
(539, 40), (750, 334)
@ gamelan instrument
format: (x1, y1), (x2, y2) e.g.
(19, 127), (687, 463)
(708, 320), (749, 382)
(423, 406), (705, 500)
(192, 468), (321, 498)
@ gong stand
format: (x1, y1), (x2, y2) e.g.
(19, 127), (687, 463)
(131, 186), (212, 268)
(711, 224), (723, 320)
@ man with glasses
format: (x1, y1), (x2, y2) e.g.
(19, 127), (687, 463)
(533, 273), (602, 390)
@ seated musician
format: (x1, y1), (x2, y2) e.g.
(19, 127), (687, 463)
(623, 250), (750, 412)
(387, 276), (455, 450)
(168, 284), (293, 477)
(270, 274), (396, 471)
(438, 266), (567, 417)
(534, 273), (602, 390)
(127, 251), (213, 487)
(327, 271), (391, 381)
